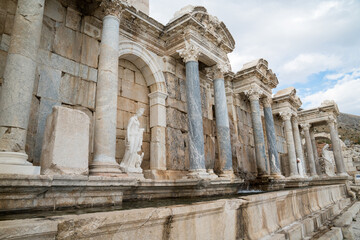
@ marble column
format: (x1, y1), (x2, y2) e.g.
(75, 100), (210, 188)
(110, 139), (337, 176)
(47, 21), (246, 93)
(328, 117), (347, 176)
(0, 0), (45, 175)
(262, 98), (283, 178)
(280, 111), (300, 178)
(178, 42), (208, 178)
(301, 123), (318, 176)
(90, 0), (124, 176)
(310, 129), (321, 175)
(291, 115), (307, 177)
(245, 86), (268, 176)
(212, 64), (233, 177)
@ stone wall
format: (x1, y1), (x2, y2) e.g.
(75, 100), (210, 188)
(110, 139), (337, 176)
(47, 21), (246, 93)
(116, 59), (150, 169)
(234, 94), (256, 178)
(274, 115), (289, 176)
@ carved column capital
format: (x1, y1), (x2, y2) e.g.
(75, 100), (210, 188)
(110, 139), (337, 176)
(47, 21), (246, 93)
(177, 41), (201, 62)
(279, 111), (293, 121)
(327, 116), (337, 125)
(300, 123), (311, 131)
(262, 97), (272, 108)
(101, 0), (128, 19)
(206, 62), (230, 80)
(245, 85), (263, 101)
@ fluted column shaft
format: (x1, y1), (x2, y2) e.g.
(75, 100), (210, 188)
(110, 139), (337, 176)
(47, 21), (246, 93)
(302, 124), (317, 176)
(280, 112), (299, 177)
(292, 116), (306, 177)
(0, 0), (45, 175)
(91, 1), (123, 176)
(246, 88), (268, 176)
(263, 99), (282, 177)
(328, 118), (346, 175)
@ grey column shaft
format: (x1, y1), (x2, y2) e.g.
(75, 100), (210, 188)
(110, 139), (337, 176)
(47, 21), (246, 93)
(93, 15), (120, 164)
(310, 130), (321, 174)
(249, 99), (268, 175)
(264, 107), (281, 175)
(0, 0), (45, 153)
(304, 128), (317, 176)
(185, 61), (206, 170)
(292, 119), (306, 174)
(214, 78), (232, 171)
(329, 122), (346, 174)
(283, 119), (298, 176)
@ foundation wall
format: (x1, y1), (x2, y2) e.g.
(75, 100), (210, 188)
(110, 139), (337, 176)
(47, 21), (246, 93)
(0, 184), (350, 240)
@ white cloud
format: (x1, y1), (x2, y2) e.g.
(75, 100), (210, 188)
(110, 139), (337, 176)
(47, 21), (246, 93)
(301, 68), (360, 115)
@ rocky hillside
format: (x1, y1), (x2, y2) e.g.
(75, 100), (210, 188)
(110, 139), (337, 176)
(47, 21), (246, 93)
(315, 113), (360, 144)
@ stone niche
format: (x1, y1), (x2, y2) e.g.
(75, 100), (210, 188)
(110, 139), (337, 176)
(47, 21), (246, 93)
(40, 106), (90, 175)
(116, 59), (150, 169)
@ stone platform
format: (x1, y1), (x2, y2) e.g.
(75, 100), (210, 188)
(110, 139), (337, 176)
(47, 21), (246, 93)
(0, 184), (352, 240)
(0, 174), (244, 212)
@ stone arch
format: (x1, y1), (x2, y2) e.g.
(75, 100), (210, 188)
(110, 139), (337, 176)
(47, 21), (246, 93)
(118, 41), (168, 174)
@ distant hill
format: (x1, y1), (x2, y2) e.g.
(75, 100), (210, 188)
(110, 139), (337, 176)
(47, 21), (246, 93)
(314, 113), (360, 144)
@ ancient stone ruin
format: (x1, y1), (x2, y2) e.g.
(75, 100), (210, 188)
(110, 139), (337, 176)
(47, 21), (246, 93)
(0, 0), (359, 239)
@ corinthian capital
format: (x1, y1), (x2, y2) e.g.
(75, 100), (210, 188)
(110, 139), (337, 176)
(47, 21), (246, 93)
(279, 111), (293, 121)
(101, 0), (128, 19)
(177, 41), (201, 62)
(300, 123), (311, 131)
(205, 62), (230, 80)
(245, 85), (263, 101)
(327, 116), (337, 124)
(262, 97), (272, 108)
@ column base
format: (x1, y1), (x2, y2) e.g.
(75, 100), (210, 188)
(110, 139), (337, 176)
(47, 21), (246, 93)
(218, 170), (236, 179)
(269, 173), (285, 179)
(337, 172), (350, 177)
(0, 152), (40, 175)
(288, 174), (302, 179)
(206, 169), (219, 179)
(89, 161), (123, 177)
(185, 169), (212, 179)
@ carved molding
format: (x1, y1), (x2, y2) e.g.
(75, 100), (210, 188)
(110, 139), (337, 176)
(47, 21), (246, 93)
(101, 0), (128, 19)
(177, 41), (201, 62)
(244, 85), (263, 101)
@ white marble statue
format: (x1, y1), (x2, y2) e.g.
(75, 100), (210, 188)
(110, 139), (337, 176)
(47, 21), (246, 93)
(321, 144), (336, 176)
(120, 108), (145, 173)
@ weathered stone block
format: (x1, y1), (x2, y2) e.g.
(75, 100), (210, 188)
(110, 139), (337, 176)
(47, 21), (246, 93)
(37, 65), (61, 100)
(50, 53), (80, 76)
(4, 14), (14, 35)
(53, 26), (82, 62)
(121, 80), (149, 104)
(205, 135), (215, 170)
(167, 97), (187, 113)
(0, 11), (6, 35)
(117, 96), (136, 113)
(44, 0), (66, 23)
(164, 73), (179, 100)
(41, 106), (89, 175)
(166, 107), (188, 131)
(0, 50), (7, 80)
(135, 71), (146, 86)
(115, 138), (126, 160)
(150, 104), (166, 128)
(0, 33), (10, 51)
(166, 127), (186, 170)
(34, 98), (60, 165)
(65, 7), (81, 31)
(80, 35), (99, 68)
(82, 16), (102, 40)
(39, 17), (55, 51)
(123, 68), (135, 82)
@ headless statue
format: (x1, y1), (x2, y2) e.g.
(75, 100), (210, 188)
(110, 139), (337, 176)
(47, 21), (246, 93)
(120, 108), (145, 173)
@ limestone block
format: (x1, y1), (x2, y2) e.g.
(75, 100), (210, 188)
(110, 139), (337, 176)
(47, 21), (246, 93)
(0, 33), (10, 51)
(0, 50), (7, 79)
(203, 117), (215, 136)
(121, 80), (149, 104)
(81, 16), (102, 40)
(179, 78), (187, 102)
(50, 53), (80, 76)
(34, 98), (60, 165)
(44, 0), (65, 23)
(150, 104), (166, 128)
(115, 138), (126, 160)
(167, 98), (187, 113)
(175, 61), (185, 79)
(317, 227), (343, 240)
(88, 67), (98, 82)
(151, 126), (166, 144)
(53, 26), (82, 62)
(150, 141), (166, 170)
(117, 96), (136, 113)
(135, 71), (146, 86)
(37, 65), (61, 100)
(164, 73), (180, 100)
(166, 127), (186, 170)
(123, 68), (135, 82)
(39, 17), (55, 51)
(41, 106), (90, 175)
(4, 14), (14, 35)
(205, 135), (215, 169)
(65, 8), (81, 31)
(0, 11), (6, 35)
(79, 64), (88, 79)
(166, 107), (188, 131)
(26, 95), (40, 163)
(80, 34), (99, 68)
(137, 102), (149, 116)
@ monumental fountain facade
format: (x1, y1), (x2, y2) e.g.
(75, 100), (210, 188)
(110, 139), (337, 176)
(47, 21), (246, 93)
(0, 0), (357, 239)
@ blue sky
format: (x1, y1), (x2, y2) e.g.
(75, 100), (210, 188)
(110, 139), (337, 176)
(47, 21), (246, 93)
(150, 0), (360, 115)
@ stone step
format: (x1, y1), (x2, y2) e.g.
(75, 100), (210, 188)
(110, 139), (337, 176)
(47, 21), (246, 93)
(317, 227), (343, 240)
